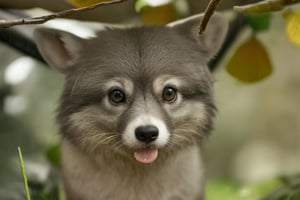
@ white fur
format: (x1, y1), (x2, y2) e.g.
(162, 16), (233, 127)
(123, 115), (170, 148)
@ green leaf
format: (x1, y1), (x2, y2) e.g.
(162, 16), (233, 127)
(46, 144), (60, 167)
(245, 13), (272, 32)
(226, 36), (273, 83)
(135, 0), (149, 13)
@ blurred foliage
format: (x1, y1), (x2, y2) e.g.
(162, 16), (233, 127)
(133, 0), (299, 83)
(206, 180), (239, 200)
(226, 6), (299, 83)
(23, 147), (61, 200)
(283, 10), (300, 46)
(45, 144), (60, 168)
(262, 175), (300, 200)
(135, 0), (189, 24)
(226, 36), (272, 83)
(67, 0), (108, 7)
(245, 13), (272, 32)
(28, 180), (59, 200)
(207, 176), (300, 200)
(225, 12), (274, 83)
(139, 3), (178, 25)
(26, 169), (62, 200)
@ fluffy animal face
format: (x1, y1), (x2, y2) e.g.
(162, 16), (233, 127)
(34, 14), (228, 164)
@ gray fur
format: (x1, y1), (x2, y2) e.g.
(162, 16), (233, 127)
(34, 13), (228, 200)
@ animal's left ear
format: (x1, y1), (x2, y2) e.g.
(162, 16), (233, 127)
(167, 13), (228, 61)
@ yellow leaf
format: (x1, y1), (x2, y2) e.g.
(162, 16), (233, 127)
(283, 10), (300, 46)
(141, 3), (177, 25)
(226, 36), (273, 83)
(67, 0), (107, 7)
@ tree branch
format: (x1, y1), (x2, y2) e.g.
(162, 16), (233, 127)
(198, 0), (223, 35)
(0, 0), (128, 28)
(234, 0), (300, 13)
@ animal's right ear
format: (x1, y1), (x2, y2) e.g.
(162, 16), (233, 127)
(34, 28), (84, 73)
(167, 13), (228, 62)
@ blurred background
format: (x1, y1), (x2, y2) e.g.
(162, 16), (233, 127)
(0, 0), (300, 199)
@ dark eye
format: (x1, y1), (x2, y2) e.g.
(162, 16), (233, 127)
(109, 89), (126, 105)
(162, 87), (177, 103)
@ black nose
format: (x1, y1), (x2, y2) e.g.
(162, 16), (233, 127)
(135, 125), (159, 143)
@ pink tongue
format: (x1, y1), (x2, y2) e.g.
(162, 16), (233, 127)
(134, 148), (158, 164)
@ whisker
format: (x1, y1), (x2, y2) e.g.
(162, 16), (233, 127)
(70, 78), (79, 97)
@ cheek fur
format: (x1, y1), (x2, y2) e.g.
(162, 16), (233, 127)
(168, 101), (206, 120)
(65, 105), (123, 153)
(169, 101), (213, 146)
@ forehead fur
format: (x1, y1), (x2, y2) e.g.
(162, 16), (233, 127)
(69, 26), (211, 87)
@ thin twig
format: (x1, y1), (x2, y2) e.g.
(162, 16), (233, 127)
(0, 0), (128, 28)
(199, 0), (223, 35)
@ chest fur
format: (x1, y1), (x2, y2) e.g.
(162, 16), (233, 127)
(61, 139), (204, 200)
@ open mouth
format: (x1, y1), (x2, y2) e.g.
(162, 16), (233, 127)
(133, 146), (158, 164)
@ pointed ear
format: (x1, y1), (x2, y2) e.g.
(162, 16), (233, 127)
(167, 12), (228, 61)
(34, 28), (84, 73)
